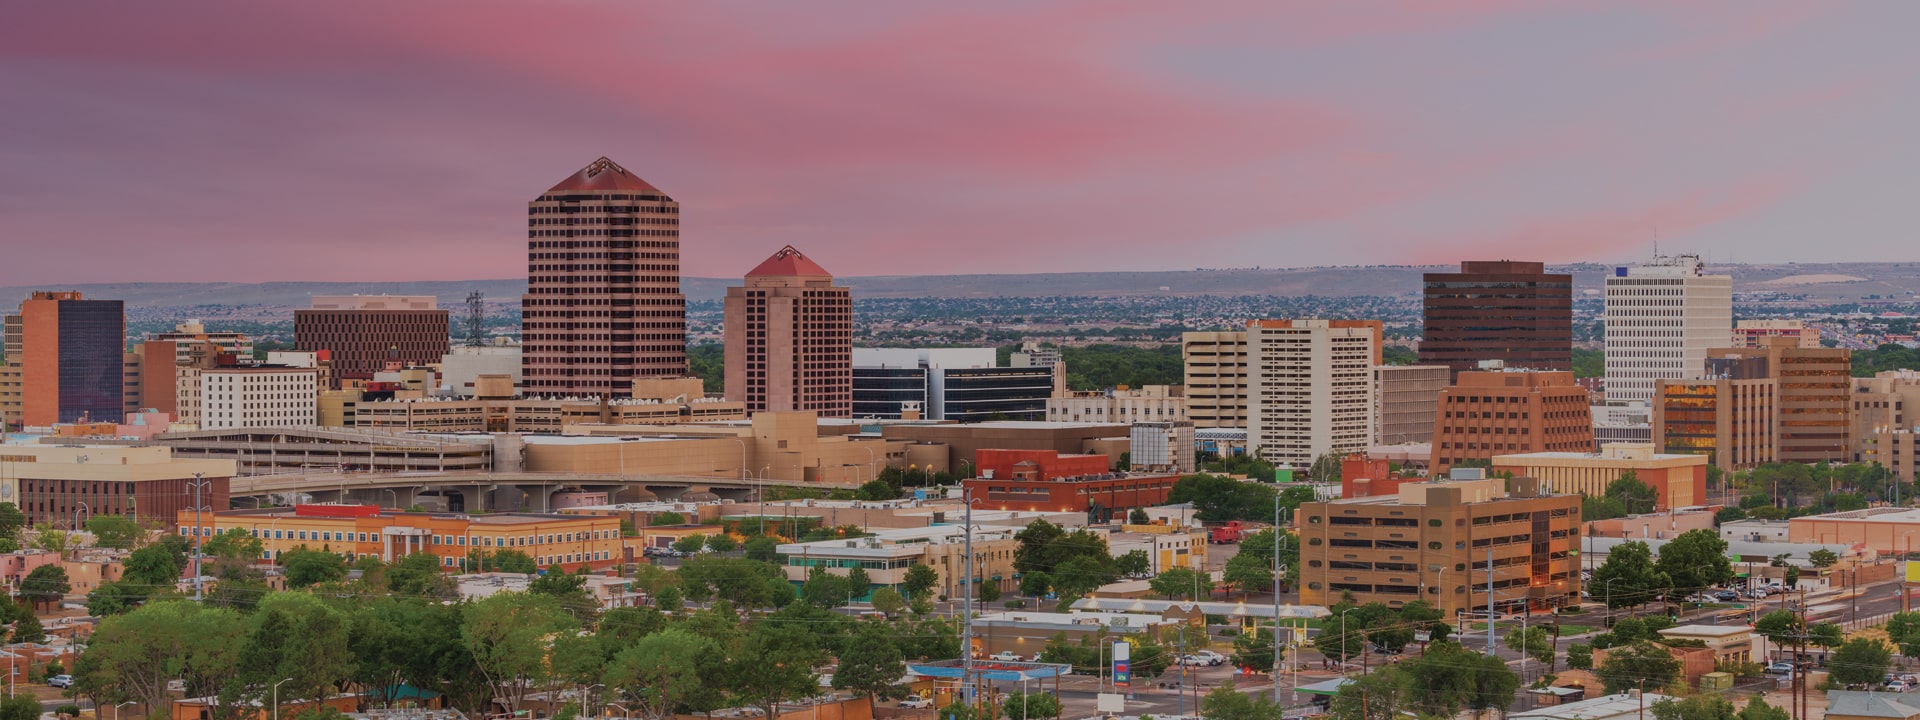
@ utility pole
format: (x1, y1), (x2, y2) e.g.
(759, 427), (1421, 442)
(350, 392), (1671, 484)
(1272, 500), (1284, 704)
(1486, 546), (1495, 654)
(962, 487), (976, 716)
(191, 472), (206, 602)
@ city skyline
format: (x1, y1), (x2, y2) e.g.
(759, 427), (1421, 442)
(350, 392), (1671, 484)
(7, 2), (1920, 284)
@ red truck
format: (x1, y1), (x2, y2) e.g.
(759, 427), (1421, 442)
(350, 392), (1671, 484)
(1209, 521), (1250, 544)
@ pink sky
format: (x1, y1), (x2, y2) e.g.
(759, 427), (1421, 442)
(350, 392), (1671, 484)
(3, 1), (1917, 283)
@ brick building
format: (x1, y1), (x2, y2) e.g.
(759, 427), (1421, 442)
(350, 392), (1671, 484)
(184, 504), (625, 572)
(1419, 261), (1572, 377)
(723, 245), (853, 416)
(961, 471), (1178, 522)
(15, 291), (125, 426)
(1430, 369), (1594, 473)
(521, 157), (687, 398)
(294, 295), (448, 386)
(0, 445), (234, 530)
(1492, 442), (1709, 509)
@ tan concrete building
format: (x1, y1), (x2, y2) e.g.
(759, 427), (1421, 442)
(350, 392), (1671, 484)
(0, 313), (21, 430)
(295, 295), (448, 387)
(1247, 320), (1382, 470)
(522, 157), (686, 398)
(1046, 385), (1187, 424)
(1430, 368), (1593, 473)
(532, 411), (890, 484)
(1298, 475), (1581, 616)
(1182, 331), (1247, 429)
(1853, 370), (1920, 481)
(1492, 443), (1708, 509)
(1653, 356), (1778, 471)
(0, 445), (236, 530)
(1375, 365), (1449, 444)
(723, 245), (853, 417)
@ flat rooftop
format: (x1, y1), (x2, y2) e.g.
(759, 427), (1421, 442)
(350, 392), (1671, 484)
(1797, 507), (1920, 524)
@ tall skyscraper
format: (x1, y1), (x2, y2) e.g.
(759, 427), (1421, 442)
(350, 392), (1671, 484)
(1419, 260), (1572, 377)
(1246, 319), (1381, 471)
(294, 295), (448, 387)
(723, 245), (852, 416)
(1603, 254), (1733, 404)
(16, 291), (125, 426)
(522, 157), (686, 398)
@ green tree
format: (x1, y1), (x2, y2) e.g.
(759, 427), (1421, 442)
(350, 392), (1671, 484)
(1582, 495), (1629, 522)
(1715, 506), (1749, 525)
(76, 600), (248, 714)
(463, 592), (578, 712)
(1886, 612), (1920, 655)
(492, 549), (538, 574)
(1222, 552), (1273, 597)
(1808, 622), (1845, 649)
(706, 533), (738, 552)
(122, 545), (183, 586)
(870, 587), (905, 616)
(603, 629), (724, 720)
(978, 580), (1002, 603)
(1115, 550), (1151, 578)
(671, 534), (706, 554)
(1655, 529), (1733, 597)
(1314, 613), (1364, 664)
(1051, 555), (1116, 598)
(232, 593), (354, 711)
(84, 516), (145, 550)
(0, 695), (45, 720)
(1149, 567), (1205, 601)
(1230, 627), (1279, 672)
(279, 547), (347, 588)
(1597, 641), (1682, 694)
(1020, 572), (1052, 598)
(1503, 626), (1554, 668)
(1737, 697), (1792, 720)
(833, 622), (906, 701)
(1753, 610), (1801, 647)
(9, 606), (43, 645)
(855, 479), (898, 501)
(1129, 508), (1151, 525)
(201, 528), (264, 563)
(846, 566), (872, 599)
(388, 551), (453, 597)
(803, 567), (853, 608)
(1650, 694), (1736, 720)
(22, 564), (71, 609)
(1807, 548), (1839, 568)
(1004, 690), (1064, 720)
(1567, 643), (1594, 670)
(728, 622), (826, 720)
(1589, 540), (1670, 611)
(650, 511), (686, 526)
(531, 567), (600, 623)
(0, 504), (24, 546)
(902, 564), (939, 599)
(1605, 472), (1660, 515)
(1830, 637), (1893, 687)
(1166, 474), (1280, 522)
(1327, 667), (1412, 720)
(744, 536), (780, 563)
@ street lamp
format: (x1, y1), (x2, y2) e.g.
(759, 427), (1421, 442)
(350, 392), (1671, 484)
(113, 701), (136, 720)
(607, 703), (630, 720)
(1339, 607), (1358, 674)
(271, 677), (294, 720)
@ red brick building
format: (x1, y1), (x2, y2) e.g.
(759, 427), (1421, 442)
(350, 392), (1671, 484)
(1419, 260), (1572, 378)
(1431, 369), (1594, 474)
(975, 449), (1111, 482)
(1338, 454), (1416, 499)
(963, 470), (1177, 521)
(294, 295), (447, 387)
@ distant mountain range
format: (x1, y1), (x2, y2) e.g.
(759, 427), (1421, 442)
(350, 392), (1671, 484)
(8, 262), (1920, 313)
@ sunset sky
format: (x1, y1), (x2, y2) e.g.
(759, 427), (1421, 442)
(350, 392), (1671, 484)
(4, 1), (1918, 283)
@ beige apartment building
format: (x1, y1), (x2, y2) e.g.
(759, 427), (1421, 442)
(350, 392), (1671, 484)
(1375, 365), (1449, 444)
(1047, 385), (1187, 424)
(529, 411), (892, 484)
(1247, 320), (1382, 470)
(723, 245), (853, 417)
(1654, 339), (1851, 468)
(1734, 319), (1819, 349)
(1182, 331), (1248, 428)
(1853, 370), (1920, 481)
(777, 524), (1024, 600)
(1298, 475), (1581, 616)
(200, 366), (320, 430)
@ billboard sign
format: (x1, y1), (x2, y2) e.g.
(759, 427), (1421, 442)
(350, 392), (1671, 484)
(1113, 641), (1130, 687)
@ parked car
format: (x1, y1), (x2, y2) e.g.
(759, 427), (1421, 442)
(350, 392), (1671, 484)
(900, 697), (934, 709)
(1745, 589), (1768, 600)
(1765, 662), (1794, 675)
(47, 675), (73, 689)
(1765, 583), (1785, 595)
(990, 651), (1022, 662)
(1713, 590), (1740, 602)
(1889, 680), (1910, 693)
(1192, 650), (1227, 666)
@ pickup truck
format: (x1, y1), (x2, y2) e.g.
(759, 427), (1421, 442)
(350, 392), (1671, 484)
(990, 651), (1023, 662)
(900, 696), (934, 709)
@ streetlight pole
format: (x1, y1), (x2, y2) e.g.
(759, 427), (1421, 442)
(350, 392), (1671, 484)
(608, 704), (630, 720)
(1272, 495), (1284, 703)
(114, 702), (135, 720)
(188, 471), (212, 602)
(272, 677), (293, 720)
(1339, 607), (1357, 674)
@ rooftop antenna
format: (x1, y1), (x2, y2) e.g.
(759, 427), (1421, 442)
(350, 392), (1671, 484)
(465, 291), (485, 347)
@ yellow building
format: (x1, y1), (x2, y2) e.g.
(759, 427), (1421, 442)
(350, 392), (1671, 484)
(179, 505), (625, 572)
(1492, 442), (1708, 509)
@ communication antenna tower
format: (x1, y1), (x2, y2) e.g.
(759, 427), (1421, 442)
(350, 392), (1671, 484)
(465, 291), (485, 347)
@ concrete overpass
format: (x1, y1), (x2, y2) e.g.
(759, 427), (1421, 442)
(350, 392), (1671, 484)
(230, 471), (839, 513)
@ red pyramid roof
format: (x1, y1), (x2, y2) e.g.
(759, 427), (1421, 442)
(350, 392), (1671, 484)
(747, 245), (833, 278)
(547, 157), (662, 194)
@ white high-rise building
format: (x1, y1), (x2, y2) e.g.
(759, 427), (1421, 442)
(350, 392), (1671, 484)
(1603, 254), (1732, 404)
(1247, 319), (1380, 470)
(201, 366), (319, 430)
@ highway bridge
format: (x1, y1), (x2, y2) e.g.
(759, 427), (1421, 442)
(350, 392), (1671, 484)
(230, 470), (835, 512)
